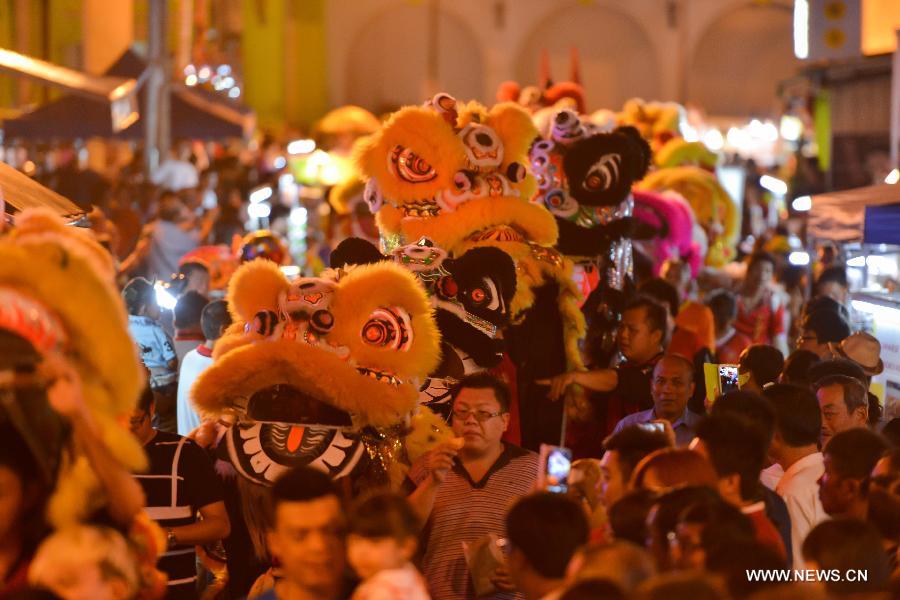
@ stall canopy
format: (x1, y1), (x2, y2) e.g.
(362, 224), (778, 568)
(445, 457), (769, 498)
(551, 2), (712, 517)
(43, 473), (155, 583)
(0, 161), (84, 221)
(808, 184), (900, 244)
(0, 48), (138, 132)
(3, 49), (253, 140)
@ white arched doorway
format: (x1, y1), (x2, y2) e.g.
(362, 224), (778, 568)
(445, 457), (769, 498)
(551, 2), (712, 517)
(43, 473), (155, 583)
(345, 3), (485, 113)
(515, 4), (661, 111)
(687, 2), (798, 117)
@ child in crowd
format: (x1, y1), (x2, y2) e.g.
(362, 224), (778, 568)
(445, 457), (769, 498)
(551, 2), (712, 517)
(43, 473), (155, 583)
(123, 277), (179, 433)
(28, 525), (141, 600)
(347, 491), (430, 600)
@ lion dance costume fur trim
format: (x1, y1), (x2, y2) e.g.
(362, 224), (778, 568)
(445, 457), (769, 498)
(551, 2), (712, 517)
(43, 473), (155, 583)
(0, 208), (146, 526)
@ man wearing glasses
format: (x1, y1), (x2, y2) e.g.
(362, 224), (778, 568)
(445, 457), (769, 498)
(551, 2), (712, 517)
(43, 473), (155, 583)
(408, 373), (539, 600)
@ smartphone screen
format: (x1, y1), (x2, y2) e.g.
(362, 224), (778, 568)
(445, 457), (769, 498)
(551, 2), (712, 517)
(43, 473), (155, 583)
(638, 422), (665, 433)
(539, 445), (572, 494)
(718, 364), (740, 394)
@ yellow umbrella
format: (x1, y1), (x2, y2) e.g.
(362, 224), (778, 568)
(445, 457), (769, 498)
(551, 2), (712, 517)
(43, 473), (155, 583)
(314, 106), (381, 137)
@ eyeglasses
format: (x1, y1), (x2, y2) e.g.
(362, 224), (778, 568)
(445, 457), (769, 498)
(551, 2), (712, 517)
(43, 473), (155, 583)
(452, 409), (503, 423)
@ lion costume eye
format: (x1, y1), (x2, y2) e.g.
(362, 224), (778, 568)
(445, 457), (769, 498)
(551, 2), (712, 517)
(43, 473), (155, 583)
(465, 278), (501, 312)
(361, 307), (414, 351)
(389, 145), (437, 183)
(583, 153), (622, 192)
(460, 124), (504, 169)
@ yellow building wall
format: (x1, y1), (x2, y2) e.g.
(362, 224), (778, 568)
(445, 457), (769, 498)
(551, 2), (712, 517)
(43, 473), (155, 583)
(862, 0), (900, 55)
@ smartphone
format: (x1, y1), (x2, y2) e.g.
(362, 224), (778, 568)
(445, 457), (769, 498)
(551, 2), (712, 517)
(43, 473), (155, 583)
(638, 422), (665, 433)
(538, 444), (572, 494)
(718, 364), (740, 394)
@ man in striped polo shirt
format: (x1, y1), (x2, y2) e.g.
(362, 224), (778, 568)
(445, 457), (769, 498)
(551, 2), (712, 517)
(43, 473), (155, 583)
(129, 386), (230, 599)
(408, 373), (539, 600)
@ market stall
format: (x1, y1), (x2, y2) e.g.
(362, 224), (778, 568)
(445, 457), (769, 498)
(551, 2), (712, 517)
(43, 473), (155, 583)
(2, 49), (254, 140)
(809, 183), (900, 421)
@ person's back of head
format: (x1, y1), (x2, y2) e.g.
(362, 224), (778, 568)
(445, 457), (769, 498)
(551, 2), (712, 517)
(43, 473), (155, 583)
(780, 349), (821, 386)
(814, 265), (848, 299)
(778, 264), (808, 293)
(638, 278), (680, 319)
(604, 426), (671, 484)
(866, 488), (900, 545)
(677, 495), (756, 569)
(633, 571), (727, 600)
(705, 540), (785, 598)
(802, 518), (891, 595)
(762, 383), (821, 449)
(506, 492), (589, 581)
(880, 417), (900, 448)
(803, 295), (850, 321)
(738, 345), (784, 390)
(608, 489), (658, 546)
(200, 300), (232, 342)
(711, 390), (776, 449)
(823, 428), (889, 484)
(560, 578), (626, 600)
(645, 486), (721, 568)
(694, 413), (768, 502)
(173, 290), (209, 331)
(631, 448), (719, 493)
(705, 289), (737, 333)
(808, 359), (867, 387)
(801, 308), (851, 345)
(122, 277), (154, 316)
(569, 540), (656, 593)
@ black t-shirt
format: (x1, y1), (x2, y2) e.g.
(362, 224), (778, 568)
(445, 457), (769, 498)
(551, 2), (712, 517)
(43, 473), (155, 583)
(136, 430), (224, 599)
(592, 352), (662, 436)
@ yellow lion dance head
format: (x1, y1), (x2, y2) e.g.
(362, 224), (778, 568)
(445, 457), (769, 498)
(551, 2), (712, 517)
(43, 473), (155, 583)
(355, 93), (556, 253)
(191, 258), (440, 485)
(0, 208), (146, 526)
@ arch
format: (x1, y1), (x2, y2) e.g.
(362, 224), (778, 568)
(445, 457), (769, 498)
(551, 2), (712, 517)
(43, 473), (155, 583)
(514, 3), (661, 111)
(344, 3), (485, 113)
(687, 2), (798, 117)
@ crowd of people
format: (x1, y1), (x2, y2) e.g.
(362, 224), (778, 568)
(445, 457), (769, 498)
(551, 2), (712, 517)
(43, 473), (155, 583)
(2, 137), (900, 600)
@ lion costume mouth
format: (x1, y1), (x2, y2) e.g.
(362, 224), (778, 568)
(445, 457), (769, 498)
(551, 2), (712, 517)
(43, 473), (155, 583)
(225, 420), (362, 484)
(242, 384), (355, 427)
(192, 338), (421, 428)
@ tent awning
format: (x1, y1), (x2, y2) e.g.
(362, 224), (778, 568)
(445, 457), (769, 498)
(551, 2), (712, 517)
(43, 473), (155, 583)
(0, 48), (139, 132)
(2, 49), (253, 141)
(808, 184), (900, 243)
(0, 162), (84, 220)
